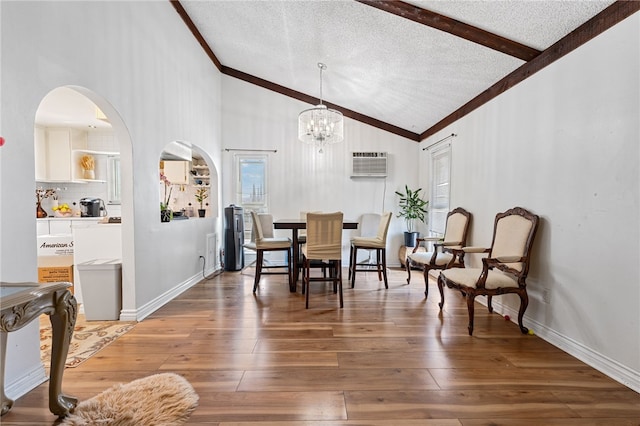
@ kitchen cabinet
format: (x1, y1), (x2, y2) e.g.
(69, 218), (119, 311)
(34, 126), (47, 181)
(49, 220), (72, 235)
(34, 127), (88, 182)
(162, 160), (189, 185)
(36, 218), (102, 236)
(36, 220), (50, 236)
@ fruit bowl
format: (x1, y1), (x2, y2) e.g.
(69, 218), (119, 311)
(54, 210), (73, 217)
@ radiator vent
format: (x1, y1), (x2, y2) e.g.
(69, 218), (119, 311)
(351, 152), (388, 177)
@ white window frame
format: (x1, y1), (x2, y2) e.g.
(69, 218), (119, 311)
(234, 154), (269, 243)
(428, 142), (452, 237)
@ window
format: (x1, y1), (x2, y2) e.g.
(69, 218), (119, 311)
(107, 155), (121, 205)
(235, 154), (268, 242)
(428, 143), (451, 236)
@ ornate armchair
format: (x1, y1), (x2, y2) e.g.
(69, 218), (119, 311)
(406, 207), (471, 298)
(437, 207), (539, 335)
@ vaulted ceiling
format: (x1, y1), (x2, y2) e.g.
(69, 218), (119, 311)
(174, 0), (635, 142)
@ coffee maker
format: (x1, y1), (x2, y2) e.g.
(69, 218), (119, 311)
(80, 198), (107, 217)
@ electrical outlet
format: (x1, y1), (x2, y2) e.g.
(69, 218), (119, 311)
(542, 288), (551, 304)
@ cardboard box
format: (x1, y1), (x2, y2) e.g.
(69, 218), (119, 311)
(38, 265), (74, 282)
(37, 235), (74, 256)
(37, 255), (74, 292)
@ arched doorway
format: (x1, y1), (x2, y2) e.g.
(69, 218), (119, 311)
(34, 86), (135, 320)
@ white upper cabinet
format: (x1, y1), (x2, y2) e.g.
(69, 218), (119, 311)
(162, 160), (190, 185)
(35, 127), (88, 182)
(34, 127), (117, 183)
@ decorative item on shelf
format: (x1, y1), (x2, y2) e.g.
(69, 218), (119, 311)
(80, 154), (95, 179)
(395, 185), (429, 247)
(160, 171), (173, 222)
(195, 187), (208, 218)
(298, 62), (344, 153)
(35, 187), (56, 218)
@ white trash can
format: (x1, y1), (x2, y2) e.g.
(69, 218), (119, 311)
(77, 259), (122, 321)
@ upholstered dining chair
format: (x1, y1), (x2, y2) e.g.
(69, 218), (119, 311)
(302, 212), (344, 309)
(348, 213), (380, 280)
(349, 212), (392, 289)
(406, 207), (471, 298)
(246, 211), (292, 293)
(437, 207), (539, 336)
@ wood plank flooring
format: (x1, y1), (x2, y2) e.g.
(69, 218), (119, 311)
(3, 268), (639, 425)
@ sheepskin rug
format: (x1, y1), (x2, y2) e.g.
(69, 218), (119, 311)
(60, 373), (198, 425)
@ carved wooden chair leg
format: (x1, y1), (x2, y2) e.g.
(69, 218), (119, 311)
(437, 275), (446, 310)
(422, 267), (431, 298)
(518, 291), (529, 334)
(487, 295), (493, 313)
(466, 293), (476, 336)
(405, 258), (412, 284)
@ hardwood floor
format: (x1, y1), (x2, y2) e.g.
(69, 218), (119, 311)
(4, 268), (640, 425)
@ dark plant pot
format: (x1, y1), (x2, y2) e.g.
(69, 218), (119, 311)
(403, 231), (419, 247)
(161, 209), (172, 222)
(198, 209), (206, 218)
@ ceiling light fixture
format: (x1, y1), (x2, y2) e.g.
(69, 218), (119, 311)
(298, 62), (343, 153)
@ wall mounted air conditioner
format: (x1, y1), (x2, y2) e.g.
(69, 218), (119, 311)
(351, 152), (388, 178)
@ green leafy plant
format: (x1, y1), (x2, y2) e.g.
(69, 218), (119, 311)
(395, 185), (428, 232)
(195, 187), (208, 209)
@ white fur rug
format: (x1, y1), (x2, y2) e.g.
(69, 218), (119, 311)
(60, 373), (198, 425)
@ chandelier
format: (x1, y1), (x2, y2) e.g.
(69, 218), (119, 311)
(298, 63), (344, 153)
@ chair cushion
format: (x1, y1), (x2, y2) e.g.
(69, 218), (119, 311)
(440, 268), (518, 289)
(351, 236), (385, 248)
(408, 251), (453, 266)
(256, 237), (291, 249)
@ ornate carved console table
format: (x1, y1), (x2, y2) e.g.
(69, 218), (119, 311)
(0, 281), (77, 417)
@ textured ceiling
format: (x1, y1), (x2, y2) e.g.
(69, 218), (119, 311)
(179, 0), (618, 140)
(35, 1), (626, 140)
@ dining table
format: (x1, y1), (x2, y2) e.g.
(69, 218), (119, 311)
(273, 218), (358, 292)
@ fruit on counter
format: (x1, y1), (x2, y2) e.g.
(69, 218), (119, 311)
(52, 203), (71, 213)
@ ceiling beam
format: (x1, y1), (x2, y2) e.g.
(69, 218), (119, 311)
(222, 67), (421, 142)
(171, 0), (223, 71)
(420, 0), (640, 140)
(355, 0), (541, 61)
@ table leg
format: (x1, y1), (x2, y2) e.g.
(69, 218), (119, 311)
(0, 331), (13, 416)
(290, 229), (299, 292)
(48, 289), (78, 417)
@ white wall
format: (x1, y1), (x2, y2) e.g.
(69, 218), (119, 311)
(1, 1), (223, 398)
(221, 76), (423, 263)
(418, 13), (639, 391)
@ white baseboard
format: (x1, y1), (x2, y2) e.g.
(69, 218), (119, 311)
(5, 363), (47, 401)
(492, 300), (640, 393)
(119, 269), (222, 322)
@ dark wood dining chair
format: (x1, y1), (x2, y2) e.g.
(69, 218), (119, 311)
(302, 212), (344, 308)
(246, 211), (292, 293)
(349, 212), (392, 289)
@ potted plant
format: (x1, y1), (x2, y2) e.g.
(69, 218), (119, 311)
(395, 185), (428, 247)
(160, 172), (173, 222)
(195, 187), (208, 218)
